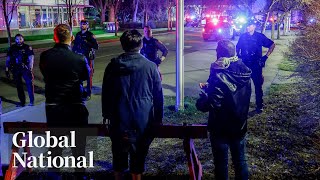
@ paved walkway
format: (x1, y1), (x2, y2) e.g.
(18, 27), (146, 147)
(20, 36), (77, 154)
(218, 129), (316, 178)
(0, 29), (295, 167)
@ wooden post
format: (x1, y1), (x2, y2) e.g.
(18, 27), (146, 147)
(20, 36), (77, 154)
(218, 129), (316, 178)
(5, 133), (32, 180)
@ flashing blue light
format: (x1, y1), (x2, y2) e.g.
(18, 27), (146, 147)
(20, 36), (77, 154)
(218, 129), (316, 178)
(218, 29), (222, 33)
(238, 17), (246, 24)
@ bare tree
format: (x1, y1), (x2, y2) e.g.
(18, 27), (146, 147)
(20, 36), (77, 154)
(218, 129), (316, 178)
(61, 0), (82, 30)
(231, 0), (257, 16)
(107, 0), (121, 36)
(271, 0), (304, 39)
(90, 0), (108, 25)
(1, 0), (21, 46)
(132, 0), (139, 22)
(260, 0), (279, 34)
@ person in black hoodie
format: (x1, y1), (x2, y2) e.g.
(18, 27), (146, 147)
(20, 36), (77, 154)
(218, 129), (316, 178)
(198, 40), (252, 180)
(102, 29), (163, 180)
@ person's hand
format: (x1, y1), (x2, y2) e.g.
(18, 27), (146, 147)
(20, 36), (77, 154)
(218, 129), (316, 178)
(261, 55), (268, 62)
(199, 82), (208, 89)
(259, 55), (268, 67)
(160, 56), (166, 62)
(5, 69), (10, 78)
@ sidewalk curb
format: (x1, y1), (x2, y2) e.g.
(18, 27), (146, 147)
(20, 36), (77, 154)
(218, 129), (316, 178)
(0, 103), (40, 117)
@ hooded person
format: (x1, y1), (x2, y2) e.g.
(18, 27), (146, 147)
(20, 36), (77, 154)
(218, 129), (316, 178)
(101, 29), (163, 180)
(198, 39), (252, 180)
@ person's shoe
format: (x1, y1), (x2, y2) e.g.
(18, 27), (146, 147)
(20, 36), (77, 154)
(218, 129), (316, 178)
(82, 95), (91, 101)
(28, 102), (34, 106)
(85, 96), (91, 101)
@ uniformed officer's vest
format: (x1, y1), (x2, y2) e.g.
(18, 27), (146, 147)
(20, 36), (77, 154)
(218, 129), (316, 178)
(142, 38), (159, 63)
(9, 44), (30, 67)
(73, 31), (95, 59)
(241, 33), (261, 63)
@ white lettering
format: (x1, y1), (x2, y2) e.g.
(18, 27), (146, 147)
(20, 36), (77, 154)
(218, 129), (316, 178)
(46, 131), (58, 148)
(10, 149), (94, 169)
(28, 131), (33, 147)
(38, 153), (46, 168)
(64, 156), (76, 168)
(76, 156), (86, 168)
(27, 155), (38, 168)
(58, 136), (69, 148)
(13, 152), (26, 168)
(33, 136), (45, 148)
(47, 151), (52, 168)
(70, 131), (76, 147)
(88, 151), (94, 168)
(52, 156), (64, 168)
(12, 132), (25, 148)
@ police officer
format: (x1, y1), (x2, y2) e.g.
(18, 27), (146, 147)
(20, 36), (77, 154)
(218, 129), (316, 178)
(73, 19), (99, 100)
(5, 34), (35, 107)
(141, 26), (168, 79)
(236, 20), (275, 113)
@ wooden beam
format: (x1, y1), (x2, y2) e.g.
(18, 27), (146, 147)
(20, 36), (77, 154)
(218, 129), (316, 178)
(3, 121), (208, 139)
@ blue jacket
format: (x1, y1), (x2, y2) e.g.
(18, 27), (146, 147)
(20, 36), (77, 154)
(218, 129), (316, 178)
(102, 52), (163, 139)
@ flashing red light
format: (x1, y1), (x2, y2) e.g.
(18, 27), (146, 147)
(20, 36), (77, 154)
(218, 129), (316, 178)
(202, 28), (205, 32)
(270, 18), (274, 21)
(206, 14), (210, 18)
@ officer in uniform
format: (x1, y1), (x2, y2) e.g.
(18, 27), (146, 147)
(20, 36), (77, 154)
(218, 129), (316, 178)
(73, 19), (99, 100)
(5, 34), (35, 107)
(236, 20), (275, 113)
(141, 26), (168, 79)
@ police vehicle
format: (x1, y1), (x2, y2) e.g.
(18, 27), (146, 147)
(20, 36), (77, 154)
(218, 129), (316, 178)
(202, 19), (235, 41)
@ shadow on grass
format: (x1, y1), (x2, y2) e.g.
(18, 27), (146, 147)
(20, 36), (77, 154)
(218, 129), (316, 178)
(0, 77), (45, 95)
(162, 83), (175, 93)
(0, 95), (19, 106)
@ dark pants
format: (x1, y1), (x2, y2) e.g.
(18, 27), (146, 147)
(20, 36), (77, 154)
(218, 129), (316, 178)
(244, 62), (264, 109)
(210, 134), (248, 180)
(12, 69), (34, 105)
(45, 104), (89, 173)
(111, 132), (153, 174)
(87, 59), (94, 96)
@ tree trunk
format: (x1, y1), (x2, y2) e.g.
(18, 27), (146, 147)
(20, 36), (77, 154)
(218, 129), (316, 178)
(101, 8), (106, 25)
(143, 3), (148, 26)
(261, 12), (270, 34)
(133, 0), (139, 22)
(114, 0), (120, 37)
(277, 13), (284, 39)
(3, 0), (12, 46)
(109, 6), (115, 22)
(167, 6), (172, 31)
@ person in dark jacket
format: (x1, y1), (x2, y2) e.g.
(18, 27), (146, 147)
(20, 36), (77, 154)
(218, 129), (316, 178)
(73, 19), (99, 100)
(40, 24), (90, 177)
(140, 25), (168, 79)
(199, 40), (252, 180)
(236, 20), (275, 113)
(102, 29), (163, 180)
(5, 34), (35, 107)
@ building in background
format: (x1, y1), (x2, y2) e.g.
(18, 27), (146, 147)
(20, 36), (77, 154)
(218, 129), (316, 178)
(0, 0), (90, 30)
